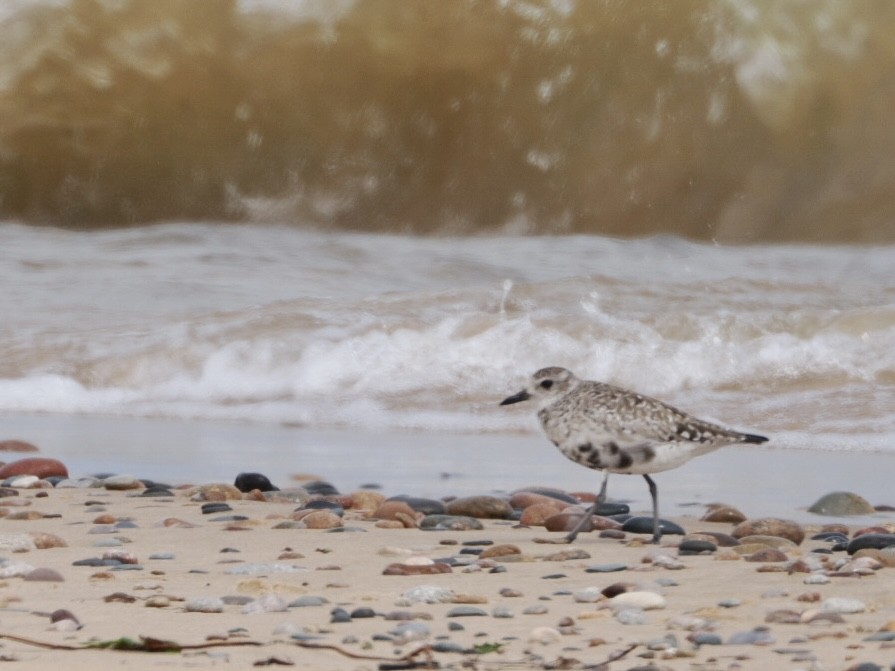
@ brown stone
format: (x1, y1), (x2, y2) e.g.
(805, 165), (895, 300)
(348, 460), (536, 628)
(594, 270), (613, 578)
(510, 491), (569, 510)
(701, 504), (747, 524)
(479, 544), (522, 559)
(542, 548), (591, 561)
(732, 518), (805, 545)
(745, 548), (789, 562)
(350, 490), (386, 510)
(185, 483), (243, 501)
(0, 458), (68, 480)
(299, 511), (343, 529)
(30, 532), (67, 549)
(519, 502), (567, 526)
(445, 496), (513, 519)
(382, 562), (453, 576)
(371, 500), (419, 521)
(24, 567), (64, 582)
(0, 440), (39, 453)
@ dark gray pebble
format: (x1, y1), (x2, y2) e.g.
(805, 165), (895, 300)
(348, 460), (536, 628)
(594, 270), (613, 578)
(221, 595), (254, 605)
(110, 565), (144, 571)
(302, 481), (339, 496)
(489, 566), (507, 573)
(690, 632), (722, 646)
(325, 526), (366, 533)
(115, 520), (139, 529)
(460, 548), (483, 555)
(431, 641), (466, 653)
(846, 664), (883, 671)
(811, 531), (849, 543)
(863, 631), (895, 642)
(386, 495), (447, 516)
(72, 558), (120, 567)
(462, 540), (494, 546)
(300, 500), (345, 516)
(349, 607), (376, 618)
(446, 606), (488, 617)
(585, 563), (628, 573)
(448, 622), (464, 631)
(622, 516), (685, 536)
(141, 487), (175, 497)
(201, 503), (232, 514)
(847, 533), (895, 554)
(542, 573), (566, 579)
(678, 540), (717, 555)
(330, 607), (352, 623)
(595, 502), (630, 516)
(234, 472), (279, 493)
(209, 515), (249, 522)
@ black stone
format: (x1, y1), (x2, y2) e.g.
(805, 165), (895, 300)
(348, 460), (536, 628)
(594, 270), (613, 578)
(594, 502), (630, 516)
(461, 540), (494, 546)
(678, 539), (717, 555)
(846, 533), (895, 555)
(811, 531), (849, 543)
(200, 503), (232, 514)
(209, 515), (249, 522)
(302, 481), (340, 496)
(349, 607), (377, 618)
(622, 516), (685, 536)
(459, 548), (483, 555)
(386, 495), (447, 515)
(330, 607), (352, 623)
(72, 558), (121, 567)
(141, 486), (175, 497)
(234, 472), (279, 493)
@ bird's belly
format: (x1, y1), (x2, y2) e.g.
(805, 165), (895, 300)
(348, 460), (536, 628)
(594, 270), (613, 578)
(557, 439), (718, 475)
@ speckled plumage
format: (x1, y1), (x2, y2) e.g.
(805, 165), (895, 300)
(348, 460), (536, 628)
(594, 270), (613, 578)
(501, 366), (768, 543)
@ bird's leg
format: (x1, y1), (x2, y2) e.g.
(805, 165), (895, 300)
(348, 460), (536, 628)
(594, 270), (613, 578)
(563, 497), (600, 544)
(597, 471), (609, 504)
(644, 474), (660, 544)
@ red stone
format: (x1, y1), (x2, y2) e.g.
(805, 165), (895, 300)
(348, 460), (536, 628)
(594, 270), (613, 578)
(0, 458), (68, 480)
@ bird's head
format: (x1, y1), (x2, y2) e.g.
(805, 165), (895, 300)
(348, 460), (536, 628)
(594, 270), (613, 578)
(500, 367), (579, 409)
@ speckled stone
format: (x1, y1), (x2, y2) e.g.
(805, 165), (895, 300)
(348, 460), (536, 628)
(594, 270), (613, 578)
(445, 496), (513, 519)
(732, 518), (805, 545)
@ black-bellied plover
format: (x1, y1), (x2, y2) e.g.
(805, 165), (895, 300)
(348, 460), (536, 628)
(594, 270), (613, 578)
(500, 367), (768, 543)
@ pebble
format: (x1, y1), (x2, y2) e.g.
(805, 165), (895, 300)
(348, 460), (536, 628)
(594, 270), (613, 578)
(492, 606), (514, 618)
(402, 585), (454, 603)
(445, 495), (513, 519)
(446, 606), (488, 617)
(573, 587), (603, 603)
(808, 491), (875, 516)
(0, 440), (39, 452)
(0, 533), (37, 552)
(24, 567), (64, 582)
(610, 591), (666, 610)
(383, 562), (452, 576)
(185, 597), (225, 613)
(527, 626), (562, 644)
(727, 627), (775, 645)
(511, 486), (578, 505)
(821, 597), (866, 613)
(622, 516), (685, 536)
(201, 502), (233, 514)
(0, 457), (68, 480)
(186, 483), (243, 501)
(678, 539), (717, 555)
(419, 514), (483, 531)
(234, 472), (279, 493)
(847, 533), (895, 554)
(701, 503), (747, 523)
(586, 562), (628, 573)
(223, 563), (307, 575)
(102, 475), (144, 490)
(290, 595), (328, 607)
(615, 608), (649, 625)
(732, 518), (805, 545)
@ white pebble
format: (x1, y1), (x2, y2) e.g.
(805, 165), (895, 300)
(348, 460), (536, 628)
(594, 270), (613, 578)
(821, 597), (865, 614)
(803, 574), (830, 584)
(527, 626), (562, 645)
(185, 597), (225, 613)
(402, 585), (454, 604)
(573, 586), (603, 603)
(610, 591), (666, 610)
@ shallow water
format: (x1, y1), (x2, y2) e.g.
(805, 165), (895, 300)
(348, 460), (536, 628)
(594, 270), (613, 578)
(2, 222), (893, 459)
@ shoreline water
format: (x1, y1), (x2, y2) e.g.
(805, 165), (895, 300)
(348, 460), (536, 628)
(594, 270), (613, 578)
(3, 412), (894, 525)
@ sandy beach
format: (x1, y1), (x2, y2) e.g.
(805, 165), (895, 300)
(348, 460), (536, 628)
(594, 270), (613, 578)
(0, 437), (894, 671)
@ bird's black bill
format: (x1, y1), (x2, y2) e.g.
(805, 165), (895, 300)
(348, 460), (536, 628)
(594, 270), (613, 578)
(500, 390), (531, 405)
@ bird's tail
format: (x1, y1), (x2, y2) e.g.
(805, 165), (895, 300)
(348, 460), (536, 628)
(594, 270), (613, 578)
(741, 433), (769, 444)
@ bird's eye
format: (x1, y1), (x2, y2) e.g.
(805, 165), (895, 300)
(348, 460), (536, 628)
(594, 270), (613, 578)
(539, 380), (553, 389)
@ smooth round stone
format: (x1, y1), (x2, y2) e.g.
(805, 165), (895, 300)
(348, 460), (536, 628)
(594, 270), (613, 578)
(745, 548), (789, 562)
(822, 597), (866, 613)
(594, 502), (630, 516)
(622, 517), (685, 536)
(573, 587), (603, 603)
(527, 626), (562, 644)
(431, 641), (465, 653)
(691, 632), (722, 646)
(289, 595), (329, 607)
(846, 533), (895, 554)
(24, 567), (64, 582)
(73, 558), (120, 567)
(145, 596), (171, 608)
(221, 596), (253, 605)
(300, 500), (345, 515)
(0, 440), (39, 452)
(234, 472), (279, 493)
(678, 539), (717, 555)
(519, 502), (566, 526)
(804, 574), (831, 585)
(610, 591), (666, 610)
(419, 515), (483, 531)
(102, 475), (143, 491)
(185, 597), (225, 613)
(808, 491), (875, 516)
(585, 563), (628, 573)
(0, 533), (36, 552)
(348, 490), (386, 510)
(402, 585), (454, 604)
(372, 500), (419, 521)
(446, 606), (488, 617)
(727, 628), (775, 645)
(386, 495), (446, 516)
(301, 481), (339, 496)
(732, 518), (805, 545)
(327, 608), (349, 623)
(141, 486), (175, 497)
(811, 531), (849, 543)
(700, 504), (747, 523)
(511, 487), (578, 505)
(349, 607), (376, 618)
(201, 502), (233, 515)
(55, 478), (101, 489)
(243, 595), (289, 614)
(299, 510), (343, 529)
(0, 457), (68, 480)
(148, 552), (175, 560)
(0, 562), (35, 578)
(445, 496), (513, 519)
(0, 487), (19, 497)
(6, 475), (40, 488)
(492, 606), (514, 618)
(522, 605), (549, 615)
(615, 608), (649, 625)
(186, 483), (243, 501)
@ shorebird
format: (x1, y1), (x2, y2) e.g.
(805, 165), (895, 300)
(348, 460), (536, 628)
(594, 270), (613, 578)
(500, 367), (768, 543)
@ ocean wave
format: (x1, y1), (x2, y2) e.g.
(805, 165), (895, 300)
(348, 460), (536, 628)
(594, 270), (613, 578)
(2, 1), (895, 241)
